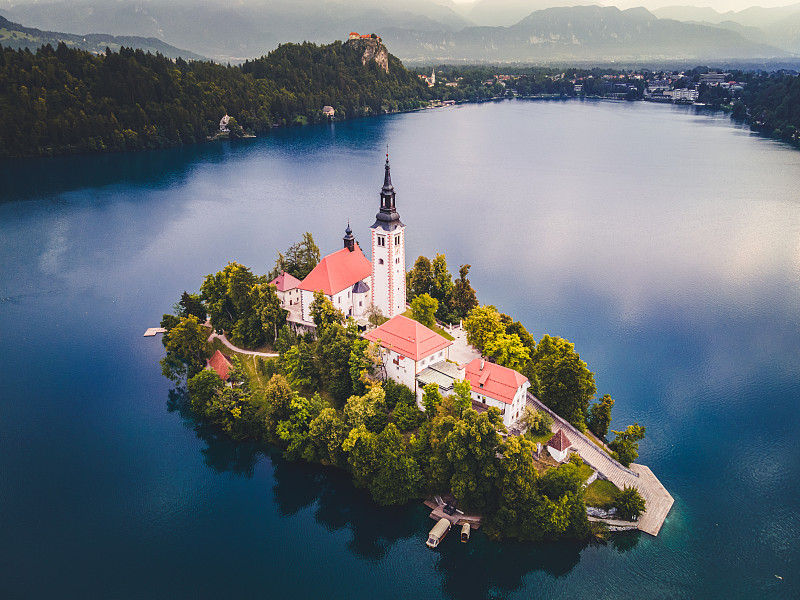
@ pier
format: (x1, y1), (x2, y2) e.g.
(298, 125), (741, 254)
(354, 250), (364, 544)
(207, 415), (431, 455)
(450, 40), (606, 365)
(527, 392), (674, 536)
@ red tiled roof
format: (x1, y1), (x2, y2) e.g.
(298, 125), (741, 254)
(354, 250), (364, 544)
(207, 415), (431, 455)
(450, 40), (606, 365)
(207, 350), (232, 381)
(464, 359), (528, 405)
(297, 246), (371, 296)
(547, 429), (571, 452)
(363, 315), (452, 362)
(269, 271), (302, 292)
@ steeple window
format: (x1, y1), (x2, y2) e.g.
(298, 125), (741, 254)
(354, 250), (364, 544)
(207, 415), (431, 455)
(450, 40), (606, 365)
(377, 236), (386, 247)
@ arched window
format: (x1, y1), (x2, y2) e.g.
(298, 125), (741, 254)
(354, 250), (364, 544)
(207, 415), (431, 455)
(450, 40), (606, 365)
(378, 258), (384, 265)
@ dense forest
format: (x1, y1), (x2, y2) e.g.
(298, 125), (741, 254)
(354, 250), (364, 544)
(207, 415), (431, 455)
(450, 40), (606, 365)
(0, 40), (428, 158)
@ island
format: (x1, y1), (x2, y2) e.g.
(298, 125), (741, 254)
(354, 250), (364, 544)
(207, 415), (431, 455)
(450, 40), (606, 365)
(153, 154), (674, 544)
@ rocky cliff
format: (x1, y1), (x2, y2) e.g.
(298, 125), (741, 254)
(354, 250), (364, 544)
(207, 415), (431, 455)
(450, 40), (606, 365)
(345, 37), (389, 73)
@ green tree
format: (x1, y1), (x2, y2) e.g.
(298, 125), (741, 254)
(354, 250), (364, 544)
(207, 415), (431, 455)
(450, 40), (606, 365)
(532, 335), (596, 431)
(262, 373), (296, 437)
(343, 424), (380, 488)
(316, 321), (358, 403)
(450, 264), (478, 320)
(484, 332), (530, 371)
(521, 405), (553, 437)
(432, 408), (506, 512)
(431, 253), (454, 322)
(369, 423), (423, 505)
(308, 407), (347, 467)
(422, 382), (444, 416)
(393, 400), (425, 431)
(608, 423), (646, 467)
(282, 341), (317, 389)
(464, 305), (504, 353)
(177, 290), (207, 321)
(614, 485), (646, 520)
(160, 315), (212, 383)
(187, 368), (224, 415)
(364, 303), (387, 327)
(310, 290), (345, 331)
(276, 393), (325, 461)
(252, 282), (287, 345)
(587, 394), (614, 439)
(384, 379), (415, 411)
(452, 378), (472, 416)
(411, 293), (438, 328)
(344, 385), (387, 431)
(407, 255), (433, 300)
(271, 232), (321, 280)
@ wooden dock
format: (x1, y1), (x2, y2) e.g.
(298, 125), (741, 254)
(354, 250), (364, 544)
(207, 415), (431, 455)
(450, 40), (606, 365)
(143, 327), (166, 337)
(424, 500), (481, 529)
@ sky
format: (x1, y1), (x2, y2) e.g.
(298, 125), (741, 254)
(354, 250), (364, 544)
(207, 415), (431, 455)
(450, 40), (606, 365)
(448, 0), (798, 13)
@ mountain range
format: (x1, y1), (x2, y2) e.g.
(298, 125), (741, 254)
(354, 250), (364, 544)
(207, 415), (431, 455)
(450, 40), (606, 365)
(0, 15), (204, 59)
(0, 0), (797, 64)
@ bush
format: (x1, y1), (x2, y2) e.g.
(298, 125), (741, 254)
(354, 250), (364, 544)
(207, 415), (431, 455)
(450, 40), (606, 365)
(522, 405), (553, 436)
(384, 379), (415, 411)
(614, 485), (646, 521)
(393, 400), (425, 432)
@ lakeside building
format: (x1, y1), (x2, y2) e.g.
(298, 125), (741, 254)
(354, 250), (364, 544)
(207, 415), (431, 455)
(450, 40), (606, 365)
(463, 359), (530, 429)
(286, 156), (406, 330)
(363, 315), (452, 394)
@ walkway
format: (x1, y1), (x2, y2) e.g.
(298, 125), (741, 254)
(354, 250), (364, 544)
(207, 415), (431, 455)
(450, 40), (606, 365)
(143, 327), (166, 337)
(527, 392), (674, 536)
(207, 331), (279, 357)
(444, 324), (482, 367)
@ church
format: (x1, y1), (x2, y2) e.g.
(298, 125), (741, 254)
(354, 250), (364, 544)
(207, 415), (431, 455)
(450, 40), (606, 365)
(281, 154), (406, 329)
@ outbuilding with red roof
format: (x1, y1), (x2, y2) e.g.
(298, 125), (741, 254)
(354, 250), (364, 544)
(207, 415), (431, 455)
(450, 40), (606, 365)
(207, 350), (233, 382)
(463, 358), (530, 428)
(363, 314), (452, 393)
(546, 429), (572, 463)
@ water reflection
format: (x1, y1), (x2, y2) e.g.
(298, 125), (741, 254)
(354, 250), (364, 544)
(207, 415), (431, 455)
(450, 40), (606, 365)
(167, 387), (264, 478)
(166, 384), (632, 596)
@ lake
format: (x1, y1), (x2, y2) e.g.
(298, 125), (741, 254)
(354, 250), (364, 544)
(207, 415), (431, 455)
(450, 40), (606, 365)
(1, 99), (799, 599)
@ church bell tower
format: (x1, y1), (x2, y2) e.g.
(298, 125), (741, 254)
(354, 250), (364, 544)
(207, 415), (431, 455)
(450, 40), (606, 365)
(370, 153), (406, 318)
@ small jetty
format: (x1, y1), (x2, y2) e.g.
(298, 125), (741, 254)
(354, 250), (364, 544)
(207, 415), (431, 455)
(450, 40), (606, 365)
(143, 327), (166, 337)
(424, 498), (481, 530)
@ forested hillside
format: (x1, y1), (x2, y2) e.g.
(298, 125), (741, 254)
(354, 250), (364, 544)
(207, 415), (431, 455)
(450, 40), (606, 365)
(0, 40), (428, 158)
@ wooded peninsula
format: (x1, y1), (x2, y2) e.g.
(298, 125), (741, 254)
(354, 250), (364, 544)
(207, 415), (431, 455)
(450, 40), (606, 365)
(1, 39), (798, 159)
(158, 234), (649, 543)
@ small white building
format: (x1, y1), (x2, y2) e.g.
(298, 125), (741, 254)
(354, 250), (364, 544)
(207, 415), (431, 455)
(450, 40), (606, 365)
(463, 359), (530, 429)
(322, 106), (335, 117)
(546, 429), (572, 463)
(269, 271), (302, 309)
(363, 315), (452, 393)
(297, 225), (373, 323)
(219, 114), (230, 132)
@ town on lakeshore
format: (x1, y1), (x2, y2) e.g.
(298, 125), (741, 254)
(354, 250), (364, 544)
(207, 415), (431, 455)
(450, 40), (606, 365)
(152, 153), (674, 545)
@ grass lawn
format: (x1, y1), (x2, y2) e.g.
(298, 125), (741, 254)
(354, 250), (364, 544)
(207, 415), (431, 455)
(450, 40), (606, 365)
(401, 309), (455, 341)
(575, 463), (594, 482)
(585, 479), (620, 509)
(524, 429), (554, 446)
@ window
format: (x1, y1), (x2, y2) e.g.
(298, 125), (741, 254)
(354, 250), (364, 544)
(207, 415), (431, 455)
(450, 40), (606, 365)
(377, 236), (386, 247)
(378, 258), (384, 265)
(348, 291), (351, 298)
(359, 301), (362, 307)
(394, 235), (400, 245)
(395, 258), (399, 264)
(338, 297), (341, 304)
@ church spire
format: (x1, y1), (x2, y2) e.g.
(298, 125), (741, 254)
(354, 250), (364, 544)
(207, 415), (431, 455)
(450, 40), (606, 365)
(373, 150), (403, 231)
(343, 220), (355, 251)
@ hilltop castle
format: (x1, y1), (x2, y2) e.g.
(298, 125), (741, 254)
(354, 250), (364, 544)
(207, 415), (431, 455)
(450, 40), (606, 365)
(274, 155), (406, 329)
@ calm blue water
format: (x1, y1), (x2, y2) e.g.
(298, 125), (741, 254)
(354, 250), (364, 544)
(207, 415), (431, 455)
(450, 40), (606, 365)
(1, 100), (799, 599)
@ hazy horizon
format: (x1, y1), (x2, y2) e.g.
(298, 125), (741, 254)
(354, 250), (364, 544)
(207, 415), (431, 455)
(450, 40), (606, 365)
(1, 0), (799, 14)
